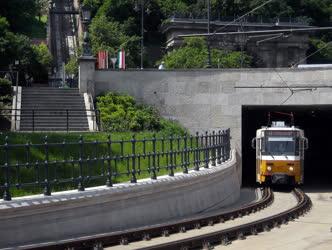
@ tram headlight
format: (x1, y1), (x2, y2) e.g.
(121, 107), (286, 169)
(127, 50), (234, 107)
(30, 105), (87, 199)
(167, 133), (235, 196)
(267, 166), (272, 171)
(289, 166), (294, 172)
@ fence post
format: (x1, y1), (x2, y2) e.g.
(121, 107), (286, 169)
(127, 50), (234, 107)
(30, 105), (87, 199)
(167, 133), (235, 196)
(194, 132), (199, 171)
(204, 131), (209, 168)
(66, 109), (69, 132)
(183, 135), (188, 173)
(78, 135), (85, 191)
(32, 110), (35, 132)
(131, 134), (137, 183)
(151, 134), (157, 180)
(189, 134), (193, 170)
(14, 107), (17, 131)
(43, 136), (51, 196)
(106, 135), (113, 187)
(221, 131), (225, 162)
(226, 129), (231, 160)
(211, 131), (216, 166)
(3, 136), (11, 201)
(217, 130), (222, 164)
(169, 136), (174, 176)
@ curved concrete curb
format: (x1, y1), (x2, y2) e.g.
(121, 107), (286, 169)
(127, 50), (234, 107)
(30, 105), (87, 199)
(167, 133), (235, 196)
(0, 150), (240, 248)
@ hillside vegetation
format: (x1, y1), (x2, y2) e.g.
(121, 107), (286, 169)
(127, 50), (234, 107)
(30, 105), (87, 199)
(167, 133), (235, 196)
(83, 0), (332, 67)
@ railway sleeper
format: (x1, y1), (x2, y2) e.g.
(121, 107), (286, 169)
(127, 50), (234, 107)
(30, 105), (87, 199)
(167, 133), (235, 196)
(93, 242), (103, 250)
(274, 220), (281, 228)
(263, 224), (271, 232)
(237, 231), (246, 240)
(202, 241), (213, 250)
(250, 227), (258, 235)
(220, 235), (231, 246)
(142, 233), (151, 241)
(162, 229), (170, 237)
(120, 237), (128, 245)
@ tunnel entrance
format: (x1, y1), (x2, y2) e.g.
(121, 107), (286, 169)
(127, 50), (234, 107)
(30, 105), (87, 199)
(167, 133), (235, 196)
(242, 105), (332, 187)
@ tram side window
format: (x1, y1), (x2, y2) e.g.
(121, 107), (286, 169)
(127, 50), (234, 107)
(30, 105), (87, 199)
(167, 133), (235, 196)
(261, 137), (265, 154)
(295, 137), (300, 155)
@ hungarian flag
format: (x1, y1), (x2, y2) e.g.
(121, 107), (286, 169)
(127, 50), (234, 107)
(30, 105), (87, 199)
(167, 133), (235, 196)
(117, 48), (126, 70)
(97, 51), (109, 69)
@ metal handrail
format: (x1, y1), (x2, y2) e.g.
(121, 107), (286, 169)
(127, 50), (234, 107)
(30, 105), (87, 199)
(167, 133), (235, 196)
(0, 108), (101, 132)
(0, 130), (231, 201)
(167, 15), (310, 26)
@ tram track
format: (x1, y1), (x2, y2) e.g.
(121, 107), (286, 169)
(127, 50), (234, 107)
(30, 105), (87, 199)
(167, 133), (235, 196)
(23, 188), (311, 250)
(27, 188), (272, 250)
(128, 188), (312, 250)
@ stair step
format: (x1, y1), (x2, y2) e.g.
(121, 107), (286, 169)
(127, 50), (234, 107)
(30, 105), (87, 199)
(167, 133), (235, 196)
(20, 87), (92, 131)
(23, 88), (79, 91)
(20, 128), (90, 131)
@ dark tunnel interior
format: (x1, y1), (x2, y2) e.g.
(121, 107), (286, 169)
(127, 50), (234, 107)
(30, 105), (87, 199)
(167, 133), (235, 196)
(242, 105), (332, 188)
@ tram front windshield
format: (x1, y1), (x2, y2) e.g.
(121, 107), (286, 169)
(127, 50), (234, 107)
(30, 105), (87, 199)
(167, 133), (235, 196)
(262, 131), (299, 156)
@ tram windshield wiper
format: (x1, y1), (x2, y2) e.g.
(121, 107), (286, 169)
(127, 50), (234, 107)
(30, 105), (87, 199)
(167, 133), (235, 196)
(282, 153), (288, 159)
(267, 151), (275, 159)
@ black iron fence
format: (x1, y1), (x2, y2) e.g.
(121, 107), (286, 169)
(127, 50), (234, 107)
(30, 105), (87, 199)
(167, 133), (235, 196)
(0, 130), (231, 201)
(168, 14), (310, 26)
(0, 108), (101, 132)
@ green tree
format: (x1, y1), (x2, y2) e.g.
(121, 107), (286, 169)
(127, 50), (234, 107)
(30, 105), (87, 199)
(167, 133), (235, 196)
(156, 0), (189, 16)
(0, 0), (38, 33)
(33, 43), (52, 67)
(308, 38), (332, 64)
(65, 56), (79, 76)
(89, 15), (140, 67)
(162, 37), (251, 69)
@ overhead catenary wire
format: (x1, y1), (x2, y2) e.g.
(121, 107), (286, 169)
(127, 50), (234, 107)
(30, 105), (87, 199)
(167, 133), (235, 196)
(178, 27), (332, 38)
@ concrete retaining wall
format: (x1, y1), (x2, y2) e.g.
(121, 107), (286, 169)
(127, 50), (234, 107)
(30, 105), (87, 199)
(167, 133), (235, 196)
(0, 150), (240, 248)
(93, 68), (332, 151)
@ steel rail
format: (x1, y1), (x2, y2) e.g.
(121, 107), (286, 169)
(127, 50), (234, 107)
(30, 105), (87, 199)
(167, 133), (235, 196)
(26, 188), (273, 250)
(139, 188), (311, 250)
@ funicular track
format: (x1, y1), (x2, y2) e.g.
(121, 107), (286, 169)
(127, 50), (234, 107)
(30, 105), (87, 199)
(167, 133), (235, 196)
(26, 188), (311, 250)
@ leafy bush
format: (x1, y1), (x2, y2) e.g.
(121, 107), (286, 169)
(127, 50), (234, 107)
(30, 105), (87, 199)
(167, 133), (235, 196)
(96, 92), (187, 135)
(0, 78), (12, 96)
(161, 37), (252, 69)
(159, 118), (188, 137)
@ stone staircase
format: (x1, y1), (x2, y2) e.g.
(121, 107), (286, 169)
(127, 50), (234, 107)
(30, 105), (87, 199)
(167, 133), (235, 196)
(20, 87), (90, 131)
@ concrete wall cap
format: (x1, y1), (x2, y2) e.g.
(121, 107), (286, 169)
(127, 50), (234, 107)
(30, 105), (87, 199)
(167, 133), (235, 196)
(0, 150), (236, 212)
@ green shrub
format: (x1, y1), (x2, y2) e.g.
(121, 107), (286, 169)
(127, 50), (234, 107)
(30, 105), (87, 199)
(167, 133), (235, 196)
(0, 78), (12, 96)
(159, 118), (188, 137)
(96, 92), (187, 135)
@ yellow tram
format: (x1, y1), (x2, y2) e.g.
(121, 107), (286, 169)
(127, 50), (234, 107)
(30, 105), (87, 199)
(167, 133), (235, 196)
(252, 121), (308, 185)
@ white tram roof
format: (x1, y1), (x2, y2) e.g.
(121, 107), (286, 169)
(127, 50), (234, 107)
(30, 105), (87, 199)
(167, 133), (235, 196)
(256, 126), (304, 137)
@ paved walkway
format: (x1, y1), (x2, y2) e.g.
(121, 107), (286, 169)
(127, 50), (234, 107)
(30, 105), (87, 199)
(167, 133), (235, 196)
(216, 189), (332, 250)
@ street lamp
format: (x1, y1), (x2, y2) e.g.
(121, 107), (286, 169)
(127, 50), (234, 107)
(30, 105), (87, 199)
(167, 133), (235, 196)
(81, 5), (91, 22)
(206, 0), (212, 68)
(134, 0), (149, 70)
(81, 4), (92, 56)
